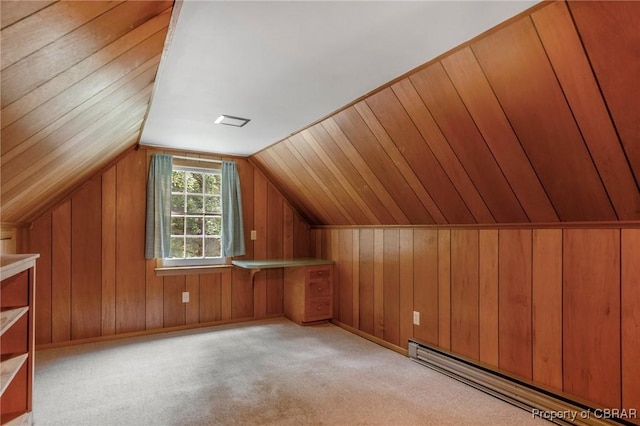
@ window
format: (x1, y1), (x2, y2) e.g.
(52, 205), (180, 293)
(167, 165), (223, 265)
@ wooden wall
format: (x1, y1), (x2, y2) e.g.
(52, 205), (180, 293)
(313, 226), (640, 416)
(253, 1), (640, 226)
(27, 147), (311, 346)
(1, 0), (173, 225)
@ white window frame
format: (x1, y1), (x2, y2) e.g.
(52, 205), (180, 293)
(162, 164), (226, 267)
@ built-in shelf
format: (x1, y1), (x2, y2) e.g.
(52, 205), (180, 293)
(0, 308), (28, 337)
(0, 354), (28, 397)
(1, 254), (38, 425)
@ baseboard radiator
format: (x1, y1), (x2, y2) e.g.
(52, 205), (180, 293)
(408, 340), (633, 426)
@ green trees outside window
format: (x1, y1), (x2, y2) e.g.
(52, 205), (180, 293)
(170, 168), (222, 259)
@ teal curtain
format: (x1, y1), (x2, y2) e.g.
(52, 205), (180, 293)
(145, 154), (173, 259)
(221, 161), (245, 257)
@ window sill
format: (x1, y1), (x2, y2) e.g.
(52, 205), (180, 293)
(155, 264), (232, 276)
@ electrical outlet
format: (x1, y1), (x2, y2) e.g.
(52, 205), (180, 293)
(413, 311), (420, 326)
(182, 292), (189, 303)
(250, 230), (257, 240)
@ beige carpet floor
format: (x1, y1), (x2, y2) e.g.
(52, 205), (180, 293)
(33, 317), (547, 426)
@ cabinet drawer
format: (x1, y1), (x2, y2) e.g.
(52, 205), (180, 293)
(1, 270), (28, 308)
(307, 280), (331, 297)
(307, 268), (331, 280)
(305, 296), (332, 322)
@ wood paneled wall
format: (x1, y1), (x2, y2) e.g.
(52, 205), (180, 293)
(313, 226), (640, 415)
(1, 1), (173, 225)
(253, 1), (640, 226)
(27, 147), (311, 346)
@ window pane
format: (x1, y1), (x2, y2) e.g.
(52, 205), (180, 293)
(205, 196), (221, 214)
(170, 237), (184, 258)
(185, 237), (203, 258)
(186, 195), (203, 214)
(205, 174), (221, 195)
(205, 217), (221, 236)
(186, 217), (203, 236)
(171, 194), (185, 214)
(172, 170), (185, 192)
(186, 172), (203, 193)
(205, 237), (221, 257)
(171, 217), (184, 235)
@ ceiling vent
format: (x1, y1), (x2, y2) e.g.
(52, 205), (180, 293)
(214, 114), (250, 127)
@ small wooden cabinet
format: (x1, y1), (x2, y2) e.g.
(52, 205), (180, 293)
(283, 265), (333, 325)
(1, 254), (38, 425)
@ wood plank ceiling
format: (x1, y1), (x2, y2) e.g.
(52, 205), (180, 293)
(1, 0), (173, 224)
(252, 1), (640, 226)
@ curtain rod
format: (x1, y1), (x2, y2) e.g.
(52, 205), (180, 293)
(172, 155), (223, 164)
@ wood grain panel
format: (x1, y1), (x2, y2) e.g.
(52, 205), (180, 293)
(563, 229), (621, 408)
(389, 81), (488, 223)
(1, 0), (171, 107)
(622, 229), (640, 416)
(533, 1), (640, 220)
(411, 63), (526, 223)
(383, 229), (400, 345)
(2, 64), (157, 184)
(291, 134), (370, 225)
(333, 107), (432, 224)
(307, 124), (396, 224)
(300, 129), (381, 225)
(255, 149), (331, 225)
(293, 214), (310, 258)
(2, 34), (163, 160)
(498, 229), (532, 380)
(441, 47), (558, 223)
(115, 149), (146, 333)
(1, 1), (56, 30)
(185, 274), (199, 325)
(252, 171), (268, 318)
(200, 273), (222, 323)
(532, 229), (562, 391)
(232, 269), (253, 319)
(359, 229), (375, 335)
(351, 230), (360, 329)
(1, 1), (120, 70)
(222, 269), (233, 322)
(29, 214), (52, 345)
(478, 230), (498, 368)
(373, 229), (384, 339)
(450, 230), (479, 360)
(338, 229), (354, 325)
(399, 229), (414, 349)
(365, 89), (472, 224)
(71, 177), (102, 340)
(472, 17), (615, 222)
(330, 229), (339, 318)
(413, 229), (438, 346)
(51, 200), (71, 342)
(354, 101), (446, 224)
(163, 275), (185, 328)
(438, 230), (451, 350)
(283, 203), (294, 259)
(569, 1), (640, 183)
(266, 184), (284, 315)
(283, 137), (353, 224)
(322, 118), (410, 224)
(2, 7), (170, 130)
(101, 166), (117, 335)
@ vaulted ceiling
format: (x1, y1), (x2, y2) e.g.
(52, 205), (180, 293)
(1, 1), (639, 227)
(252, 0), (640, 225)
(1, 1), (173, 224)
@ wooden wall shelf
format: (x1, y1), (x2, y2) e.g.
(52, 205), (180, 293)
(1, 254), (38, 425)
